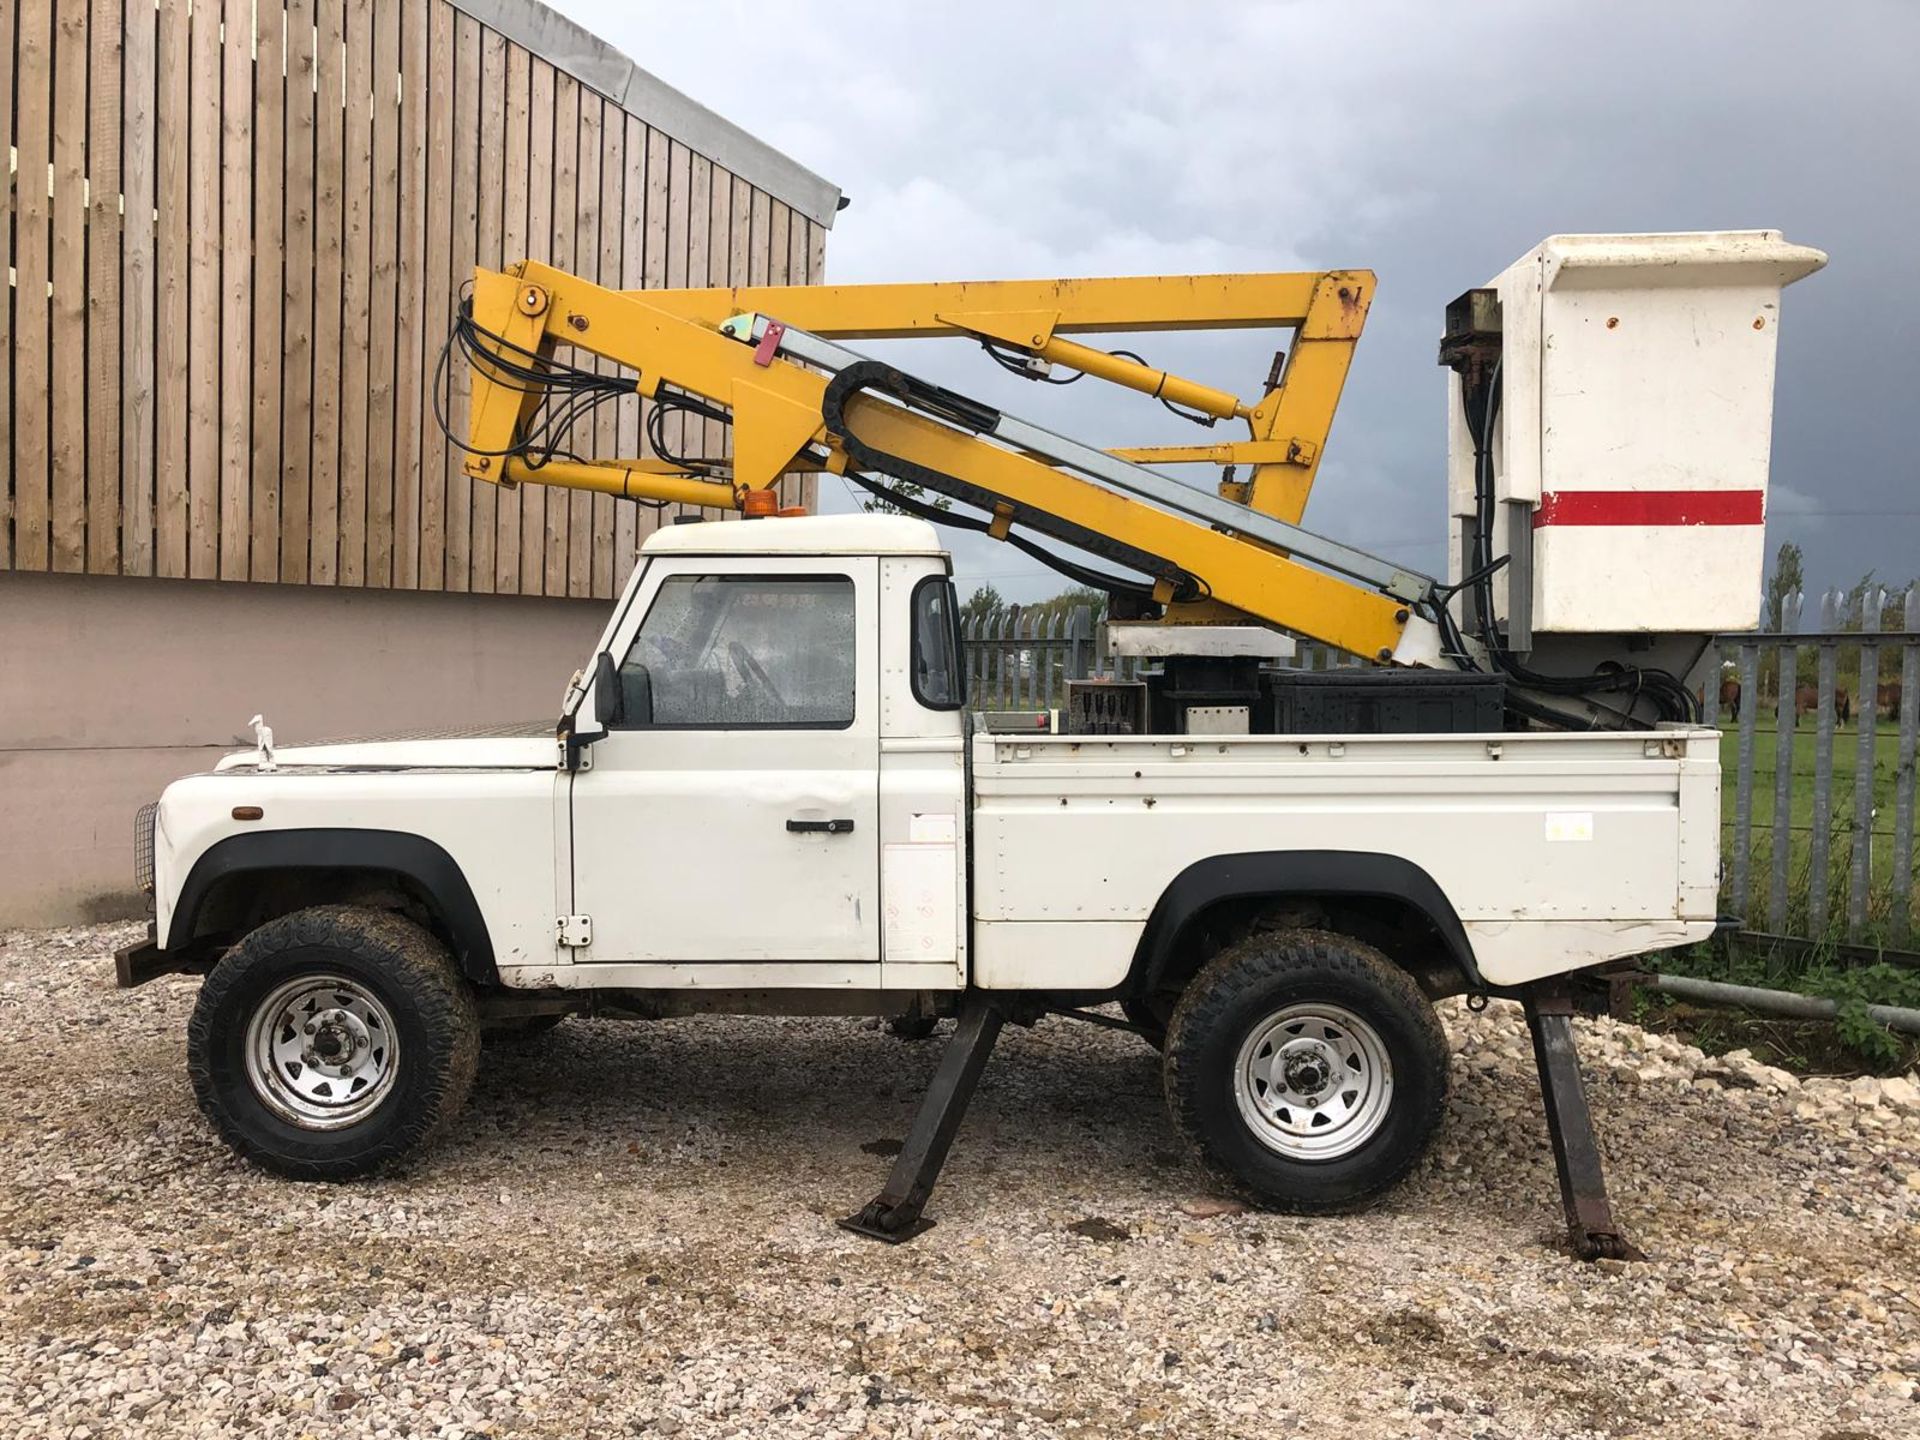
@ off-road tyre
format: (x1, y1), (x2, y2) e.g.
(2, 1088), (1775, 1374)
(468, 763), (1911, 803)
(1163, 927), (1448, 1213)
(187, 905), (481, 1179)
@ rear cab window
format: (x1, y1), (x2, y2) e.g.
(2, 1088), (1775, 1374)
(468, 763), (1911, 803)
(911, 576), (964, 710)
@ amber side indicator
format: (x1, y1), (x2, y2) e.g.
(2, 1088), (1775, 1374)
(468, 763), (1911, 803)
(232, 806), (264, 821)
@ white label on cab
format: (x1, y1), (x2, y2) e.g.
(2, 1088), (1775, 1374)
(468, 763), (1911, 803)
(1545, 812), (1595, 843)
(909, 812), (958, 844)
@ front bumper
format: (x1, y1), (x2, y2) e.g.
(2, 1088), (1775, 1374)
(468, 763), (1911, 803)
(115, 928), (191, 988)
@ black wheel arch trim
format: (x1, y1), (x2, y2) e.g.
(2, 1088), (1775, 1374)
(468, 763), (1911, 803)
(1128, 849), (1485, 996)
(167, 828), (498, 985)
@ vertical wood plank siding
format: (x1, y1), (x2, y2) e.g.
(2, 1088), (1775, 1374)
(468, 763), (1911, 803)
(15, 0), (52, 569)
(2, 0), (828, 598)
(280, 0), (316, 584)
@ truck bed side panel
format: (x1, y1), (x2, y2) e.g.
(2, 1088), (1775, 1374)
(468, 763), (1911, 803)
(970, 730), (1719, 990)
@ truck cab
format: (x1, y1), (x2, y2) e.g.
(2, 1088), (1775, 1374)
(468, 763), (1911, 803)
(562, 514), (968, 992)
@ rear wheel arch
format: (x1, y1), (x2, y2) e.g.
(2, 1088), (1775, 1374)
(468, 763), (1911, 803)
(1126, 850), (1484, 1005)
(167, 829), (498, 986)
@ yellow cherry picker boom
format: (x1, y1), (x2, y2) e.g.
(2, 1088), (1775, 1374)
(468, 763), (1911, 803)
(451, 234), (1820, 735)
(453, 262), (1444, 671)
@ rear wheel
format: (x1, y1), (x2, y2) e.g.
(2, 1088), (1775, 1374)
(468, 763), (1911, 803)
(187, 905), (481, 1179)
(1162, 928), (1447, 1212)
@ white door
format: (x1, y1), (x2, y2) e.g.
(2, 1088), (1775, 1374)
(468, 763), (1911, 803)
(569, 556), (881, 967)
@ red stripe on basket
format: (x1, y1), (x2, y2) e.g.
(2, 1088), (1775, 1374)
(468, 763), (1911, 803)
(1533, 489), (1765, 527)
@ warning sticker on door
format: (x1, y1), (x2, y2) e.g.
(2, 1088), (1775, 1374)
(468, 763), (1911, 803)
(884, 842), (957, 965)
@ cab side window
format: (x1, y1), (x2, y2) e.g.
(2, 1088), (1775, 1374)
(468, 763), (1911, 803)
(911, 576), (963, 710)
(619, 574), (856, 728)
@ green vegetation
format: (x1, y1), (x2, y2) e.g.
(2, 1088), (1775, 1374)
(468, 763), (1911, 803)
(959, 583), (1108, 634)
(1643, 944), (1920, 1073)
(1691, 705), (1920, 1071)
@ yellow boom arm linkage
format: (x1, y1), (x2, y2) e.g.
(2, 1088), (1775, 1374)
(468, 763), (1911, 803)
(460, 261), (1423, 660)
(635, 271), (1372, 525)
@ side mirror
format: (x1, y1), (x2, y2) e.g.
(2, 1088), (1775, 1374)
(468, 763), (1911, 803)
(593, 652), (626, 728)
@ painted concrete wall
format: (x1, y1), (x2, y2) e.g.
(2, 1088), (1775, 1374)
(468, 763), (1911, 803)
(1, 570), (603, 926)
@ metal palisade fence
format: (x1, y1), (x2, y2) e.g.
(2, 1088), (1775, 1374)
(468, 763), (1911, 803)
(964, 590), (1920, 959)
(1707, 588), (1920, 956)
(962, 606), (1105, 710)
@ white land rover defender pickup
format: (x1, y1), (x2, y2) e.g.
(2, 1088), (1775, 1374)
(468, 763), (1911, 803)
(120, 513), (1719, 1253)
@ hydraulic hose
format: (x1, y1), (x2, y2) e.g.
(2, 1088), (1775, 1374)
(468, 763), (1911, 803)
(819, 360), (1201, 604)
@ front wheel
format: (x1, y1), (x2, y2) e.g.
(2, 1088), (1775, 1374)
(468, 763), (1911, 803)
(187, 905), (481, 1179)
(1162, 928), (1448, 1212)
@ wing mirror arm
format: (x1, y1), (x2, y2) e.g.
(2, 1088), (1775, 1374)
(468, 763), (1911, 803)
(593, 651), (627, 729)
(563, 652), (649, 771)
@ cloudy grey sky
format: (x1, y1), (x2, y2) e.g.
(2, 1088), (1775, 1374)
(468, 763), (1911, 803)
(555, 0), (1919, 604)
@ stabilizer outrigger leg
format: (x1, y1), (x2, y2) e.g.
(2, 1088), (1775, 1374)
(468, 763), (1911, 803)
(1522, 984), (1647, 1262)
(840, 991), (1005, 1243)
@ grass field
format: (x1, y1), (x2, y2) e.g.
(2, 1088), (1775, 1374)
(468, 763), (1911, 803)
(1714, 721), (1916, 945)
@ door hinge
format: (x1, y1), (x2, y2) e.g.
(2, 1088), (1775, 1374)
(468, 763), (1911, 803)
(557, 914), (593, 948)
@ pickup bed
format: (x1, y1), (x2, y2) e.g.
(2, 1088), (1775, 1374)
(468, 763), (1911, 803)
(122, 514), (1717, 1239)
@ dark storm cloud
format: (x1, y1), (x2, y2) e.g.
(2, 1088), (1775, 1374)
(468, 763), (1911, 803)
(556, 0), (1919, 601)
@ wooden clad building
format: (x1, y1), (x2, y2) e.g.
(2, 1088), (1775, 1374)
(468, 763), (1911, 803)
(0, 0), (839, 924)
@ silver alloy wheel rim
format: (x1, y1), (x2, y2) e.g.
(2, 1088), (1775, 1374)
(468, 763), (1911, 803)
(1233, 1002), (1394, 1161)
(244, 973), (400, 1129)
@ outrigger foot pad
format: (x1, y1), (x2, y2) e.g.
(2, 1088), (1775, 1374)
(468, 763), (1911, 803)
(1523, 984), (1647, 1263)
(837, 1203), (935, 1245)
(839, 993), (1005, 1244)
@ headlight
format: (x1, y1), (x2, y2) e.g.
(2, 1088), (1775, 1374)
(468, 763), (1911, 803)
(134, 801), (158, 897)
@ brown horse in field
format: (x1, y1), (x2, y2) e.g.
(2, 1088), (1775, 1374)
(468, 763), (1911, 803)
(1794, 684), (1852, 726)
(1719, 677), (1741, 721)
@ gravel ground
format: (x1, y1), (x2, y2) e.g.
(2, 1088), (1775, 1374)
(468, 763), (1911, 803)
(2, 922), (1917, 1439)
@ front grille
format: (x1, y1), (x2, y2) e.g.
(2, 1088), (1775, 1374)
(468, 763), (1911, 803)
(134, 801), (158, 895)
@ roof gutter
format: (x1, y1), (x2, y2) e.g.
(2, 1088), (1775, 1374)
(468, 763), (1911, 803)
(450, 0), (842, 228)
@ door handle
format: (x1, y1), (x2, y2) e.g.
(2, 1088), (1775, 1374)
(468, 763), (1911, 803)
(787, 818), (856, 835)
